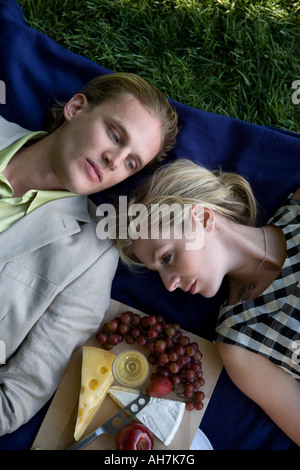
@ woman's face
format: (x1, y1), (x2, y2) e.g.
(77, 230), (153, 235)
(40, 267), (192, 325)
(132, 207), (225, 298)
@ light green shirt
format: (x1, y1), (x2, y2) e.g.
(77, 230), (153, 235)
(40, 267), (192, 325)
(0, 130), (77, 233)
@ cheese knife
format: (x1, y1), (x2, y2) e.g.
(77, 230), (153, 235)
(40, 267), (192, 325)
(68, 388), (150, 450)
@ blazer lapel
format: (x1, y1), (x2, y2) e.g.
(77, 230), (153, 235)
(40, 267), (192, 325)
(0, 195), (91, 266)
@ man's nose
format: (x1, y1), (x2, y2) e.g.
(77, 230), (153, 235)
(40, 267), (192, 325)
(104, 148), (128, 169)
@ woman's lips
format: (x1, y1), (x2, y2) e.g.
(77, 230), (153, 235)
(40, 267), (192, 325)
(189, 280), (197, 294)
(86, 159), (103, 183)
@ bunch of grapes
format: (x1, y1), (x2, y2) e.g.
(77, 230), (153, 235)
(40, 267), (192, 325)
(96, 310), (205, 411)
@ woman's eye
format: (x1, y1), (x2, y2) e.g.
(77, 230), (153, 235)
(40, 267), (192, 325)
(127, 160), (135, 170)
(161, 253), (171, 265)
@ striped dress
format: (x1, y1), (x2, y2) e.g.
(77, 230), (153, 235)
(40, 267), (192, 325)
(215, 195), (300, 380)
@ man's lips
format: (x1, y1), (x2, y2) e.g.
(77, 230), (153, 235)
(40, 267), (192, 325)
(86, 159), (103, 183)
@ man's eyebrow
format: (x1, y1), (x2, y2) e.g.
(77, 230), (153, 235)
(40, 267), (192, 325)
(113, 120), (129, 141)
(113, 120), (144, 169)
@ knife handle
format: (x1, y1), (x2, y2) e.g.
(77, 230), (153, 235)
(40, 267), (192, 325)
(68, 427), (104, 450)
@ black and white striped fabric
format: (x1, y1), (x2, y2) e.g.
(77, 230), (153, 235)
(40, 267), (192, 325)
(215, 195), (300, 380)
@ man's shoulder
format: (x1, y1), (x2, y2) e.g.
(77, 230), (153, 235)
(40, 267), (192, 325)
(0, 115), (32, 150)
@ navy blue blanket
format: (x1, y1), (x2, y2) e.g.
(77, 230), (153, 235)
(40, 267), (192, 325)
(0, 0), (299, 450)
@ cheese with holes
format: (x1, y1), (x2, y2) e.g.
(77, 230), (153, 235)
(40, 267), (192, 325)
(108, 386), (185, 446)
(74, 346), (116, 441)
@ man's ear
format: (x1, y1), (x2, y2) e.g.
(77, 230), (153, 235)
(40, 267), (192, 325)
(191, 204), (215, 232)
(63, 93), (89, 121)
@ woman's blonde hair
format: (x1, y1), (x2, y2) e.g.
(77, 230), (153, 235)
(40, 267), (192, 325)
(49, 72), (178, 162)
(115, 159), (257, 267)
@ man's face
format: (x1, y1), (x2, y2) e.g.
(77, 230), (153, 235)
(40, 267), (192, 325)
(50, 93), (162, 195)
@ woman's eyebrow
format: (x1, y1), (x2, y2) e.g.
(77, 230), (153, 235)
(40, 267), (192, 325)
(152, 248), (161, 264)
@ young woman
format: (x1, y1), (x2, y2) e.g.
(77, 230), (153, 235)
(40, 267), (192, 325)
(115, 158), (300, 446)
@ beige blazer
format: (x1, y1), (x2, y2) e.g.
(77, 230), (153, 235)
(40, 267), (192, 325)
(0, 117), (119, 435)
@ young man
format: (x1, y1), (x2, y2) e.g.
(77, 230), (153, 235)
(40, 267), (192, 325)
(0, 72), (178, 435)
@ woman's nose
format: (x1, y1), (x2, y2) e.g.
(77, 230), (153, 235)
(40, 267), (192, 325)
(161, 272), (180, 292)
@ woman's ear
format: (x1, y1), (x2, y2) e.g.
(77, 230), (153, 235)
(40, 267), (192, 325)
(191, 204), (215, 232)
(203, 207), (215, 232)
(63, 93), (89, 121)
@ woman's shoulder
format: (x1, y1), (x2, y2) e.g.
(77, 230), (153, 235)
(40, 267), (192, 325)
(268, 189), (300, 227)
(292, 188), (300, 200)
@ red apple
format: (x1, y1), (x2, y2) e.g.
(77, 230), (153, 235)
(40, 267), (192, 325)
(116, 423), (154, 450)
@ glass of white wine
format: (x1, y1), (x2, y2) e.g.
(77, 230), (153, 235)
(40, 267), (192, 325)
(112, 350), (149, 387)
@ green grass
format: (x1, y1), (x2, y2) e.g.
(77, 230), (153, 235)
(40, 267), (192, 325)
(18, 0), (300, 132)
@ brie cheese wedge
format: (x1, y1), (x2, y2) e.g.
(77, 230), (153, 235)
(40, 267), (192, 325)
(108, 386), (185, 446)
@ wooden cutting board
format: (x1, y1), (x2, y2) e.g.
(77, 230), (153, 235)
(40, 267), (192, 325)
(31, 300), (223, 450)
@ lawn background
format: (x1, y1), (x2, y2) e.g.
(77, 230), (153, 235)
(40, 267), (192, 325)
(18, 0), (300, 132)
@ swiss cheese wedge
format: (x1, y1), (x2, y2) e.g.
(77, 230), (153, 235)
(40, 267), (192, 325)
(74, 346), (116, 441)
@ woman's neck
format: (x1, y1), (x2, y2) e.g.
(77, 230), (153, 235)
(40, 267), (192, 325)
(226, 224), (286, 305)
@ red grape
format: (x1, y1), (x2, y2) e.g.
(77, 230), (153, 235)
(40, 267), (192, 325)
(158, 353), (169, 365)
(195, 391), (205, 401)
(141, 316), (149, 328)
(131, 328), (141, 339)
(168, 362), (180, 374)
(120, 311), (132, 325)
(171, 375), (181, 388)
(131, 313), (141, 326)
(118, 323), (129, 335)
(154, 339), (167, 354)
(185, 345), (196, 356)
(177, 357), (186, 368)
(186, 401), (195, 411)
(183, 384), (194, 398)
(137, 336), (147, 347)
(193, 350), (202, 361)
(107, 333), (120, 346)
(155, 314), (165, 323)
(145, 341), (155, 353)
(168, 351), (178, 362)
(107, 319), (119, 332)
(165, 326), (176, 337)
(179, 335), (190, 346)
(96, 332), (107, 345)
(125, 334), (135, 345)
(146, 315), (157, 327)
(175, 344), (185, 356)
(147, 354), (157, 365)
(153, 323), (162, 333)
(147, 328), (158, 340)
(96, 311), (205, 412)
(194, 401), (204, 411)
